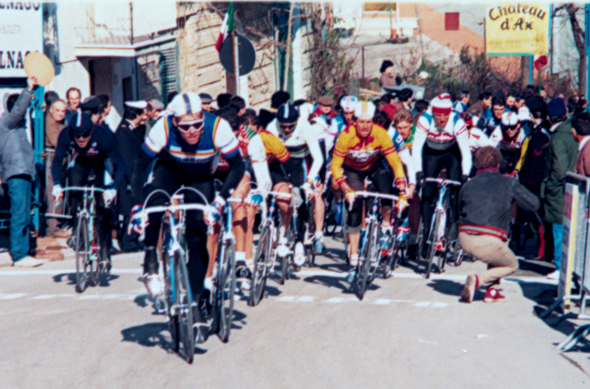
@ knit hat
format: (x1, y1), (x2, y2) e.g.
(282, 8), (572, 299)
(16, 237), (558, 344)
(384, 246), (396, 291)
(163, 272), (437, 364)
(70, 111), (94, 137)
(431, 94), (453, 115)
(354, 101), (376, 119)
(276, 103), (299, 123)
(340, 96), (358, 112)
(547, 98), (566, 117)
(168, 92), (202, 116)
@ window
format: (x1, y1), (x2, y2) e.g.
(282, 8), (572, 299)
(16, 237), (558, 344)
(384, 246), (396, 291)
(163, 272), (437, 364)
(445, 12), (460, 31)
(364, 2), (396, 12)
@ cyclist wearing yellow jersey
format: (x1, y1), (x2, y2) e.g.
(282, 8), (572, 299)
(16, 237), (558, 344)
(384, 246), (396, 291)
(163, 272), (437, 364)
(331, 101), (406, 271)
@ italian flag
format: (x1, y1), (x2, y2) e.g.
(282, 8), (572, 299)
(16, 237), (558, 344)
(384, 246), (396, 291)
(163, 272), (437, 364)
(215, 2), (234, 52)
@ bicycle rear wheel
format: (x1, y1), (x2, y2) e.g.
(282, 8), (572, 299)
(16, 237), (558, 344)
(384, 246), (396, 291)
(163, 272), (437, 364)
(426, 211), (441, 279)
(75, 216), (90, 293)
(217, 240), (236, 343)
(250, 224), (270, 307)
(173, 250), (195, 364)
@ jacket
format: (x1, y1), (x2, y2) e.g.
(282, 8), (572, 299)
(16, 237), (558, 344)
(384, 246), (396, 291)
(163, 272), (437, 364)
(459, 168), (540, 240)
(0, 89), (35, 181)
(575, 137), (590, 177)
(544, 119), (577, 224)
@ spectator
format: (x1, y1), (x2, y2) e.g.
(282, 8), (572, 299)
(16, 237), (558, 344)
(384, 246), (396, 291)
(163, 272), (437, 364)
(97, 94), (114, 132)
(572, 112), (590, 177)
(270, 90), (290, 110)
(379, 60), (396, 89)
(459, 146), (539, 303)
(44, 91), (60, 111)
(199, 93), (213, 112)
(230, 96), (247, 116)
(147, 99), (164, 131)
(65, 87), (81, 124)
(80, 96), (105, 125)
(0, 77), (46, 267)
(44, 99), (67, 237)
(395, 88), (413, 111)
(379, 93), (397, 121)
(544, 98), (577, 280)
(453, 90), (470, 113)
(216, 93), (232, 110)
(505, 90), (518, 112)
(575, 95), (588, 115)
(412, 99), (429, 122)
(467, 91), (492, 117)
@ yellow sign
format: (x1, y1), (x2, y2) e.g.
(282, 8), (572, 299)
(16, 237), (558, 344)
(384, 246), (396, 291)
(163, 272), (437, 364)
(486, 3), (549, 56)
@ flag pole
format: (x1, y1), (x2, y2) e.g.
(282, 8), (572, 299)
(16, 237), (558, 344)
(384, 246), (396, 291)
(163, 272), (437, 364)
(233, 27), (240, 96)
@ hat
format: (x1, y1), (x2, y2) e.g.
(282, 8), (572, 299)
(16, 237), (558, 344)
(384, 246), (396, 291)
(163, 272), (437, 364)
(339, 96), (358, 112)
(431, 94), (453, 115)
(125, 100), (148, 110)
(547, 98), (566, 117)
(271, 91), (291, 109)
(572, 112), (590, 136)
(168, 92), (202, 116)
(70, 111), (94, 137)
(276, 103), (299, 123)
(501, 112), (519, 127)
(199, 93), (213, 104)
(354, 101), (376, 119)
(318, 96), (333, 106)
(80, 96), (102, 112)
(149, 99), (164, 111)
(517, 106), (532, 122)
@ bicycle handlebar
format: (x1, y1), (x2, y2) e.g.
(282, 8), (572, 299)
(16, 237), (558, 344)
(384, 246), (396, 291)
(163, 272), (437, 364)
(60, 186), (107, 194)
(267, 191), (292, 200)
(354, 191), (400, 202)
(138, 203), (216, 217)
(424, 178), (462, 186)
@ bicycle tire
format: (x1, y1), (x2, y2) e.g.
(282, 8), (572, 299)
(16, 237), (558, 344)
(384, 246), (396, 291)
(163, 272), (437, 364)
(88, 217), (101, 286)
(217, 239), (236, 343)
(249, 224), (270, 307)
(306, 204), (316, 267)
(355, 222), (375, 300)
(173, 250), (195, 364)
(439, 243), (449, 273)
(367, 223), (381, 283)
(75, 216), (89, 293)
(426, 211), (441, 279)
(157, 221), (175, 339)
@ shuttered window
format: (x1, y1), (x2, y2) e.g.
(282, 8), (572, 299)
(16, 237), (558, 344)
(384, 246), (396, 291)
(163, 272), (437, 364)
(445, 12), (459, 31)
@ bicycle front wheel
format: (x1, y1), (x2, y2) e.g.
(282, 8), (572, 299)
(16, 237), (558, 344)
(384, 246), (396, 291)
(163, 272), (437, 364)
(173, 250), (195, 364)
(217, 240), (236, 343)
(250, 224), (271, 307)
(426, 211), (441, 279)
(355, 222), (375, 300)
(75, 216), (90, 293)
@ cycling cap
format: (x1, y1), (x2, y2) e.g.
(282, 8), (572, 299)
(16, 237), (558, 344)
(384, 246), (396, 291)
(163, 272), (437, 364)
(168, 92), (202, 116)
(354, 101), (376, 119)
(501, 111), (519, 127)
(431, 93), (453, 115)
(517, 107), (532, 122)
(70, 111), (94, 137)
(340, 96), (358, 112)
(277, 103), (299, 123)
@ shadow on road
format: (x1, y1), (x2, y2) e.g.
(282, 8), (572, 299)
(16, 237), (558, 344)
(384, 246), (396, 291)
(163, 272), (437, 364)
(52, 272), (77, 285)
(120, 322), (207, 356)
(426, 279), (485, 301)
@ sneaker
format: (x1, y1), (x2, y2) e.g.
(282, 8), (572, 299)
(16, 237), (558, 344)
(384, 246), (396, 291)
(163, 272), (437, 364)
(294, 242), (305, 267)
(13, 256), (47, 268)
(314, 237), (326, 254)
(379, 226), (393, 250)
(546, 269), (560, 280)
(203, 277), (213, 292)
(143, 274), (164, 297)
(345, 268), (357, 283)
(460, 274), (479, 303)
(483, 287), (506, 303)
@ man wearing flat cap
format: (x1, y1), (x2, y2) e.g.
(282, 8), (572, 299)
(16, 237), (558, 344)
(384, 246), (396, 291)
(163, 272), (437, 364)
(199, 93), (213, 112)
(312, 95), (337, 123)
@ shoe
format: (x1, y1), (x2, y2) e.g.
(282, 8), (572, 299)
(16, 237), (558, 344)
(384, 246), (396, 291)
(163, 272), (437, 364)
(143, 273), (164, 297)
(314, 237), (325, 254)
(277, 243), (290, 257)
(203, 277), (213, 292)
(379, 226), (393, 250)
(546, 269), (560, 280)
(483, 287), (506, 303)
(460, 274), (479, 303)
(346, 268), (357, 283)
(236, 261), (252, 292)
(13, 256), (47, 268)
(294, 242), (305, 267)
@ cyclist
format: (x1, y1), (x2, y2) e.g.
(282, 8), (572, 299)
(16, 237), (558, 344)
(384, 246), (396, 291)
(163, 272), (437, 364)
(267, 103), (324, 266)
(331, 101), (406, 276)
(326, 96), (358, 153)
(412, 94), (472, 257)
(497, 112), (526, 175)
(52, 112), (126, 257)
(130, 92), (245, 343)
(476, 96), (509, 139)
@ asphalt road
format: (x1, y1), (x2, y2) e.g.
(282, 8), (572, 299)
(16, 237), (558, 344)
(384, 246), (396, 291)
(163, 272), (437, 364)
(0, 236), (589, 388)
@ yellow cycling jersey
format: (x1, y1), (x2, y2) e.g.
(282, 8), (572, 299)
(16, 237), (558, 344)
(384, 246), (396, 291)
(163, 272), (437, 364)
(257, 130), (290, 163)
(331, 124), (406, 188)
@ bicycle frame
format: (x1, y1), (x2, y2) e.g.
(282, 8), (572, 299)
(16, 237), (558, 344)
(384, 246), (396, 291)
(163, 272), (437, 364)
(424, 178), (461, 250)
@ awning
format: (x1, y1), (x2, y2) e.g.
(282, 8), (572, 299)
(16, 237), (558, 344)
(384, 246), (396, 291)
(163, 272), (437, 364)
(74, 35), (176, 58)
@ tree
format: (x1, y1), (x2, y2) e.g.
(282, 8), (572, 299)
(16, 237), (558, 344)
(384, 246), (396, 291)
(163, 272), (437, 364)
(555, 4), (586, 95)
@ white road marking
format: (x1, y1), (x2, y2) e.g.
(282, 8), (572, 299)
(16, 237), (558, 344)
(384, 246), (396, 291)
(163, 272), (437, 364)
(0, 293), (27, 299)
(431, 302), (448, 308)
(373, 299), (391, 305)
(414, 302), (432, 307)
(276, 296), (297, 302)
(296, 296), (314, 302)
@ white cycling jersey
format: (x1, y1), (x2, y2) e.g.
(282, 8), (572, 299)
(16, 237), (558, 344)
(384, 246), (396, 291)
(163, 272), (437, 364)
(467, 127), (501, 153)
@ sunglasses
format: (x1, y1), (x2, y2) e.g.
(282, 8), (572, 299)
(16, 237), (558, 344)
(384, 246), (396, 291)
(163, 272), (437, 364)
(74, 132), (92, 139)
(177, 120), (204, 134)
(279, 123), (296, 130)
(501, 124), (519, 131)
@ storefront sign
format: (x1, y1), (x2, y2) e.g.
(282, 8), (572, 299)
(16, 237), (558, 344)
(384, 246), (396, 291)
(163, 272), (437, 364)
(486, 3), (549, 56)
(0, 2), (43, 78)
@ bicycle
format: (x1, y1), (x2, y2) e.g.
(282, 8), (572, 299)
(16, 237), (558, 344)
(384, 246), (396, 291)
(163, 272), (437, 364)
(348, 191), (399, 300)
(303, 195), (316, 267)
(249, 191), (291, 307)
(134, 187), (217, 364)
(276, 187), (302, 285)
(421, 178), (462, 279)
(59, 186), (110, 293)
(381, 196), (411, 278)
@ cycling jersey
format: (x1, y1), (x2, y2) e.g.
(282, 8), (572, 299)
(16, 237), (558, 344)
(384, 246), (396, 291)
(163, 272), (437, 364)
(267, 117), (324, 182)
(387, 126), (416, 186)
(476, 107), (510, 136)
(467, 127), (501, 153)
(412, 111), (472, 175)
(453, 101), (467, 113)
(499, 129), (527, 174)
(331, 124), (406, 189)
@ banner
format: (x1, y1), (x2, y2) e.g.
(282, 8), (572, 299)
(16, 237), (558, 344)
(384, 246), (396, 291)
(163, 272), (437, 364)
(0, 2), (43, 78)
(486, 3), (549, 56)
